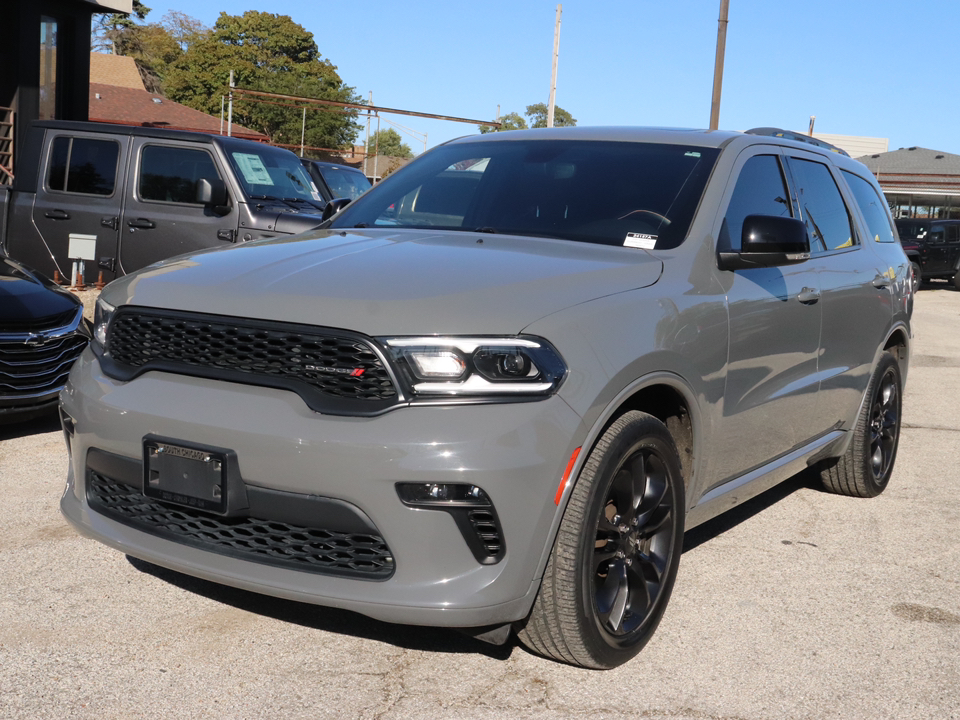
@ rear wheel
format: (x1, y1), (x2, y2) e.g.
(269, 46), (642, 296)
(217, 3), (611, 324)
(517, 411), (684, 669)
(910, 262), (922, 292)
(952, 272), (960, 291)
(821, 351), (902, 497)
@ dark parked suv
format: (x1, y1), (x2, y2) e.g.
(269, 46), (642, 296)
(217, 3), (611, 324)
(896, 218), (960, 288)
(61, 126), (911, 669)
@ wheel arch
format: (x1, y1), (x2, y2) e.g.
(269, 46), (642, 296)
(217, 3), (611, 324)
(532, 373), (701, 584)
(883, 323), (910, 382)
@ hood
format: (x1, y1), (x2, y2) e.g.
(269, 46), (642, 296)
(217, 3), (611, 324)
(0, 255), (82, 330)
(106, 229), (663, 336)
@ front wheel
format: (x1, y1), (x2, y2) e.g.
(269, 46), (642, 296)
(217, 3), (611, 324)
(517, 411), (685, 669)
(820, 351), (902, 497)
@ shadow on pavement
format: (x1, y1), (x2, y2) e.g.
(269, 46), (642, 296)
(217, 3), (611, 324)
(126, 555), (516, 661)
(682, 468), (821, 552)
(0, 409), (61, 441)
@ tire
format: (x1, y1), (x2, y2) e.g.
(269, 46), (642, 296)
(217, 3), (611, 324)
(517, 411), (685, 669)
(952, 272), (960, 291)
(821, 351), (902, 498)
(910, 262), (922, 292)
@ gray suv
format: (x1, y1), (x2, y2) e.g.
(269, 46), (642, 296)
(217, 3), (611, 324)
(60, 127), (912, 669)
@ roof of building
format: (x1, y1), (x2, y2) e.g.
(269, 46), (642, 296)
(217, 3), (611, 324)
(89, 53), (145, 91)
(88, 83), (266, 141)
(857, 146), (960, 195)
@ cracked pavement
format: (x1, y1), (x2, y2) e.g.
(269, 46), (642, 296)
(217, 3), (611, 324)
(1, 287), (958, 720)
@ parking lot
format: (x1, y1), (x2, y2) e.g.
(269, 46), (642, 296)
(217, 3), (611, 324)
(1, 286), (958, 720)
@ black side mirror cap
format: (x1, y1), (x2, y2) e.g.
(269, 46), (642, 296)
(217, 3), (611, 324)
(196, 177), (228, 206)
(718, 215), (810, 271)
(321, 197), (352, 222)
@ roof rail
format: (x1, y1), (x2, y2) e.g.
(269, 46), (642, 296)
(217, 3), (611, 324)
(745, 127), (850, 157)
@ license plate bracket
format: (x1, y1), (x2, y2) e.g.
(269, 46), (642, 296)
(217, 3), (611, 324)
(143, 435), (247, 516)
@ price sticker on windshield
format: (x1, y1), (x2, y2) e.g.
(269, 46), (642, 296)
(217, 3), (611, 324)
(624, 233), (657, 249)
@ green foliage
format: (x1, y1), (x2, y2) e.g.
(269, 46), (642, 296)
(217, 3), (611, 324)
(478, 111), (527, 134)
(366, 129), (413, 159)
(92, 0), (150, 53)
(525, 103), (577, 128)
(163, 11), (361, 149)
(478, 105), (576, 133)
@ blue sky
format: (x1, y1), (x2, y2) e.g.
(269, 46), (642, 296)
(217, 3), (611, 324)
(139, 0), (960, 156)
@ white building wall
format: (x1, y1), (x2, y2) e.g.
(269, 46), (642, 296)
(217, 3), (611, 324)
(811, 133), (889, 157)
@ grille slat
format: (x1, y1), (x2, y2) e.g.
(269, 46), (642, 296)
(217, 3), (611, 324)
(0, 333), (87, 398)
(106, 309), (398, 411)
(87, 473), (395, 579)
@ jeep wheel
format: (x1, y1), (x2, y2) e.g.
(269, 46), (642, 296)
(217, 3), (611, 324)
(517, 411), (684, 669)
(821, 351), (902, 498)
(911, 262), (922, 292)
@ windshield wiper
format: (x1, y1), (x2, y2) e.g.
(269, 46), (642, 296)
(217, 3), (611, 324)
(475, 227), (498, 234)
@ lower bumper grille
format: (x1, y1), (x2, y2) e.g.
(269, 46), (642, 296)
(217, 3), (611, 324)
(87, 473), (395, 580)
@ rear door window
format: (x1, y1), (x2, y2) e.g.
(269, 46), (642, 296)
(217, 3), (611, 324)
(842, 171), (896, 244)
(47, 136), (119, 196)
(787, 157), (856, 252)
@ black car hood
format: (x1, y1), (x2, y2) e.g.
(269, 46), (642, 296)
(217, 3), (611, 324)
(0, 255), (82, 329)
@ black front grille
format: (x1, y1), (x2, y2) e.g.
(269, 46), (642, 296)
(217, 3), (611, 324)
(87, 473), (395, 579)
(0, 331), (88, 401)
(104, 308), (398, 414)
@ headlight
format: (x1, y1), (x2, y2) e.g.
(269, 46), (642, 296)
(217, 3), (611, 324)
(381, 336), (566, 397)
(92, 298), (116, 351)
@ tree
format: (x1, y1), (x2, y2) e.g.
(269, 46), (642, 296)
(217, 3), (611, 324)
(477, 105), (576, 133)
(478, 111), (527, 134)
(525, 103), (577, 128)
(92, 0), (150, 54)
(163, 11), (361, 149)
(366, 129), (413, 159)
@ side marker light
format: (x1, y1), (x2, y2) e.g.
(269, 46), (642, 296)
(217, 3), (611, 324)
(555, 447), (581, 505)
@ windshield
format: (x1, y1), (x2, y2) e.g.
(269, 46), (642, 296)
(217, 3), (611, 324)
(319, 165), (372, 200)
(229, 148), (323, 204)
(330, 140), (719, 249)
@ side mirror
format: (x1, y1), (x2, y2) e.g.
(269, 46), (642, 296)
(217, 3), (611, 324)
(196, 177), (228, 206)
(321, 197), (352, 222)
(718, 215), (810, 271)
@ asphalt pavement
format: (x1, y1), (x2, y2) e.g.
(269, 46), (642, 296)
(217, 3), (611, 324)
(1, 285), (958, 720)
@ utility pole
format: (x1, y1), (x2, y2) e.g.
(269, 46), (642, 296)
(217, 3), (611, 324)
(708, 0), (729, 131)
(227, 70), (234, 137)
(365, 91), (372, 175)
(808, 115), (816, 136)
(547, 4), (562, 128)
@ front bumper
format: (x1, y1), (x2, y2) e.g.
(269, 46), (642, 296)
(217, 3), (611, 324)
(60, 350), (583, 627)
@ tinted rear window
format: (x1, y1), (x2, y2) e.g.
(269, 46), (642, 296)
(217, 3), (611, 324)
(47, 136), (119, 195)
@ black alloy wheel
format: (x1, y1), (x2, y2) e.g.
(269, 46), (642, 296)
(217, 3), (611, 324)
(517, 411), (685, 669)
(592, 446), (674, 637)
(821, 351), (902, 498)
(867, 364), (900, 484)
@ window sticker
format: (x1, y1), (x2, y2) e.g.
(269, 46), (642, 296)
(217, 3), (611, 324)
(624, 232), (657, 249)
(233, 153), (274, 185)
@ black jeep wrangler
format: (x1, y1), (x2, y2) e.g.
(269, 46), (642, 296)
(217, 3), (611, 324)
(896, 218), (960, 289)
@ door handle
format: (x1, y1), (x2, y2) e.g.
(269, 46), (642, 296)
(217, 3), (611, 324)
(44, 209), (70, 220)
(872, 274), (893, 289)
(797, 287), (820, 305)
(127, 218), (156, 230)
